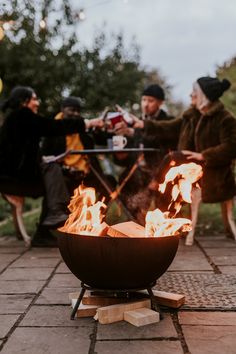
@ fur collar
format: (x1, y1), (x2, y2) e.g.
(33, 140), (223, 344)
(203, 101), (224, 117)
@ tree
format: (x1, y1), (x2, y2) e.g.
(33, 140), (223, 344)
(217, 58), (236, 117)
(0, 0), (178, 116)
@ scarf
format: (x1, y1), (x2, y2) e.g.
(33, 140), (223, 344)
(55, 112), (90, 174)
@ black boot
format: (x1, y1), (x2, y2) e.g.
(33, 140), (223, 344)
(31, 224), (58, 247)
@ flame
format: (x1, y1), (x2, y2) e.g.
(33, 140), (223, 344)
(145, 208), (191, 237)
(60, 161), (203, 239)
(145, 162), (203, 237)
(59, 185), (107, 236)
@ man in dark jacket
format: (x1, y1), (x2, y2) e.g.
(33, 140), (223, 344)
(112, 84), (175, 222)
(41, 96), (115, 197)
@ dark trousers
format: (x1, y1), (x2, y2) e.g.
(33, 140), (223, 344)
(39, 162), (70, 224)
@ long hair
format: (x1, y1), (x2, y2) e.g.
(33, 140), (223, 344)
(1, 86), (35, 112)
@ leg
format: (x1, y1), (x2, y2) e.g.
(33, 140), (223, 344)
(185, 187), (202, 246)
(71, 287), (86, 320)
(2, 194), (31, 247)
(147, 287), (162, 320)
(40, 162), (70, 228)
(221, 199), (236, 240)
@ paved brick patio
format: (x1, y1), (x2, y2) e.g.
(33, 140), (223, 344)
(0, 234), (236, 354)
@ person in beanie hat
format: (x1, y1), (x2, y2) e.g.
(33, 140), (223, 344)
(61, 96), (81, 108)
(133, 76), (236, 244)
(197, 77), (231, 102)
(141, 84), (166, 120)
(142, 84), (165, 100)
(109, 84), (174, 224)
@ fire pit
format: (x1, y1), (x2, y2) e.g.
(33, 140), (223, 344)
(55, 160), (202, 320)
(56, 231), (179, 290)
(56, 230), (179, 319)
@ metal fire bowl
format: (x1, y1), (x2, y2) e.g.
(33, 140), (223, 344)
(55, 231), (179, 290)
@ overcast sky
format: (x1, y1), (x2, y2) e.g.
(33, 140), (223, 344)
(73, 0), (236, 103)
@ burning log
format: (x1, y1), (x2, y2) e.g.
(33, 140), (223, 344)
(145, 208), (191, 237)
(107, 221), (145, 238)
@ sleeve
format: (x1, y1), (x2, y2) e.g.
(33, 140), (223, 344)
(202, 116), (236, 167)
(144, 117), (182, 148)
(22, 108), (86, 137)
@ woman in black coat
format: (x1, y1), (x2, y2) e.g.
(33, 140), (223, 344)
(0, 86), (103, 245)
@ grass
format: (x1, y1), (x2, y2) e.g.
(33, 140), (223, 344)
(0, 197), (42, 237)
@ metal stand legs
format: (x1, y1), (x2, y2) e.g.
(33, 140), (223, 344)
(71, 286), (86, 320)
(70, 282), (162, 320)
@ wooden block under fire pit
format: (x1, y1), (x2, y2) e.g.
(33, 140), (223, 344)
(137, 290), (185, 308)
(94, 299), (151, 324)
(124, 307), (160, 327)
(107, 221), (145, 238)
(71, 299), (99, 318)
(82, 294), (131, 306)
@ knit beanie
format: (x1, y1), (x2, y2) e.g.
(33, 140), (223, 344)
(197, 77), (231, 102)
(142, 84), (165, 101)
(61, 96), (81, 109)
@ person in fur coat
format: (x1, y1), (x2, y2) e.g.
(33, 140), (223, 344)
(133, 77), (236, 239)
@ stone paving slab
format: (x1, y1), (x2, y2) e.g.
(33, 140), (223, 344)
(9, 257), (60, 268)
(95, 340), (183, 354)
(55, 262), (71, 273)
(197, 236), (236, 248)
(0, 254), (20, 265)
(0, 247), (25, 254)
(0, 267), (54, 281)
(218, 265), (236, 274)
(97, 314), (177, 339)
(168, 251), (213, 271)
(0, 254), (19, 273)
(179, 311), (236, 325)
(0, 280), (45, 294)
(47, 273), (80, 288)
(0, 314), (19, 338)
(0, 264), (9, 273)
(20, 305), (93, 327)
(1, 327), (92, 354)
(23, 248), (60, 258)
(0, 294), (34, 314)
(209, 255), (236, 266)
(204, 248), (236, 256)
(0, 237), (24, 247)
(35, 287), (79, 305)
(182, 325), (236, 354)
